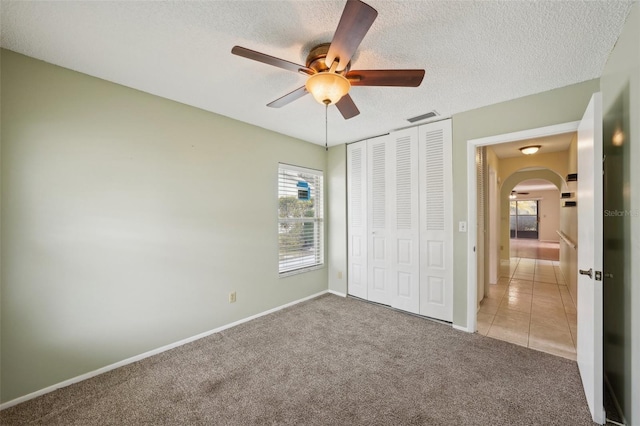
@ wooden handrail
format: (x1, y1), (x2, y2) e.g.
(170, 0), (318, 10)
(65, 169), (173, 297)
(556, 230), (577, 249)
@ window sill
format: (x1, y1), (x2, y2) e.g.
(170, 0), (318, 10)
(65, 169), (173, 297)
(279, 264), (324, 278)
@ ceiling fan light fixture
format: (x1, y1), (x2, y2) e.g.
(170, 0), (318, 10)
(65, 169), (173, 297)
(305, 72), (350, 105)
(231, 0), (424, 119)
(519, 145), (541, 155)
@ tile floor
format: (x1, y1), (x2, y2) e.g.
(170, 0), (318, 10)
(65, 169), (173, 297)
(477, 257), (578, 360)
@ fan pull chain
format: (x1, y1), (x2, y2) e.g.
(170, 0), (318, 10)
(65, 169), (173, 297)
(325, 102), (328, 151)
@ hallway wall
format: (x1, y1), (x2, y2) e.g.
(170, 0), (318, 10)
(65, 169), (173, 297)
(559, 133), (578, 306)
(498, 151), (569, 185)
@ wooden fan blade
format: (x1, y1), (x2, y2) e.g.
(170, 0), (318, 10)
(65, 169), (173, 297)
(346, 69), (425, 87)
(336, 94), (360, 119)
(267, 86), (308, 108)
(232, 46), (313, 75)
(326, 0), (378, 72)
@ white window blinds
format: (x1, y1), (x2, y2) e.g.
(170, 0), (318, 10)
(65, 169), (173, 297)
(278, 164), (324, 275)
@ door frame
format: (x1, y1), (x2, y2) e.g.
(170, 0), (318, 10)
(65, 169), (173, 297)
(488, 166), (499, 285)
(465, 121), (580, 332)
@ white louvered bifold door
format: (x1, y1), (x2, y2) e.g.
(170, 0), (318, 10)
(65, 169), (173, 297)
(347, 141), (368, 299)
(367, 135), (392, 305)
(418, 119), (454, 322)
(389, 128), (420, 314)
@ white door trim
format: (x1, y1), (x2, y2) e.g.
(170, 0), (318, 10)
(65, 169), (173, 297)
(488, 166), (499, 285)
(465, 120), (580, 332)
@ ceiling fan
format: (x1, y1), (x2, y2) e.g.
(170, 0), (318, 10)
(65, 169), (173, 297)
(231, 0), (425, 119)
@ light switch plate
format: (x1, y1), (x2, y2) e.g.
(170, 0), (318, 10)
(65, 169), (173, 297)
(458, 221), (467, 232)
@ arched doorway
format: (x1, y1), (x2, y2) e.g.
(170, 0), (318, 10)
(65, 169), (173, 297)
(508, 178), (561, 260)
(475, 135), (579, 361)
(499, 168), (565, 264)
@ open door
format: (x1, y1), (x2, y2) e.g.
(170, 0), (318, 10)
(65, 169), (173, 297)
(577, 93), (605, 424)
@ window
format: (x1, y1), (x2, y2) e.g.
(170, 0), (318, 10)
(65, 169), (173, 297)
(510, 200), (539, 239)
(278, 164), (324, 275)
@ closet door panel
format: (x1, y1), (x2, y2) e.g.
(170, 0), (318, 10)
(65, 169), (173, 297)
(389, 128), (420, 314)
(419, 120), (454, 321)
(347, 141), (368, 299)
(367, 135), (392, 305)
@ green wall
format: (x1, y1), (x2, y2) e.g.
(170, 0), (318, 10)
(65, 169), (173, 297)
(450, 79), (600, 327)
(0, 49), (328, 403)
(327, 144), (347, 295)
(600, 3), (640, 423)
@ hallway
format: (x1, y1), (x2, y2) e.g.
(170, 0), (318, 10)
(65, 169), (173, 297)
(510, 238), (560, 261)
(477, 255), (577, 360)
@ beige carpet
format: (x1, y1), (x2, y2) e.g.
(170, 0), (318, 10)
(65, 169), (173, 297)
(1, 294), (595, 425)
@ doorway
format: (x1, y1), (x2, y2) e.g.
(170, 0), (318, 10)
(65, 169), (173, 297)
(508, 178), (562, 261)
(467, 95), (606, 424)
(487, 172), (576, 360)
(466, 122), (580, 361)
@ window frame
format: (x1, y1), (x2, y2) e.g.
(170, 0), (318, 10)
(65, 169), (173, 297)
(509, 199), (539, 239)
(277, 163), (324, 277)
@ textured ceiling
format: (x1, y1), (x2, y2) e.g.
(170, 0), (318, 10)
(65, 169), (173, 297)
(0, 1), (634, 146)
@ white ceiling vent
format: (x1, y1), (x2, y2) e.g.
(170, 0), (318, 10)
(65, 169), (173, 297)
(407, 110), (439, 123)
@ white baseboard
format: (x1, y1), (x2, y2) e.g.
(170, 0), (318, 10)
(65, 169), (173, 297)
(327, 289), (347, 298)
(0, 290), (330, 411)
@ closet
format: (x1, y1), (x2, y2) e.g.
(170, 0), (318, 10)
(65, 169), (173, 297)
(347, 119), (453, 322)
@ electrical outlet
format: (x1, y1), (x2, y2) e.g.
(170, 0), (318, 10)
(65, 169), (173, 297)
(229, 291), (236, 303)
(337, 271), (343, 279)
